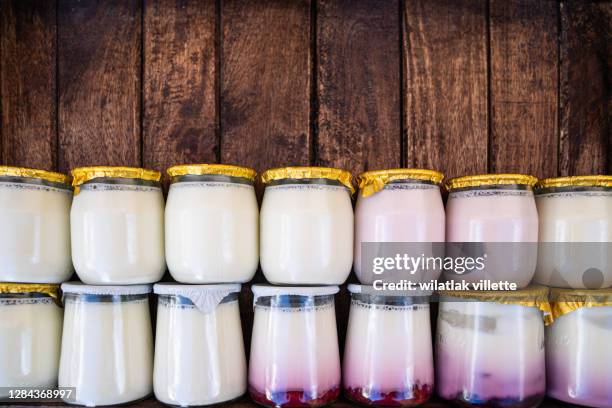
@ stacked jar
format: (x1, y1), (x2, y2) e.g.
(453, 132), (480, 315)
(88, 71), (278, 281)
(249, 167), (354, 407)
(0, 166), (72, 396)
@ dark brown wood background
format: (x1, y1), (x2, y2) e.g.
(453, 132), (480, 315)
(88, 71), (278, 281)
(0, 1), (610, 407)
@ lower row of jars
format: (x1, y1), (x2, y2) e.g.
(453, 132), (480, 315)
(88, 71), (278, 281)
(1, 283), (610, 408)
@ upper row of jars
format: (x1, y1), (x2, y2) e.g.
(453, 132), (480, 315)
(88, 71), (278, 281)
(0, 165), (610, 288)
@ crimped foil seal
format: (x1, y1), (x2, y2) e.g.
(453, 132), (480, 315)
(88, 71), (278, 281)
(0, 165), (70, 185)
(549, 287), (612, 320)
(438, 285), (552, 325)
(446, 173), (538, 191)
(260, 166), (354, 194)
(154, 283), (241, 314)
(358, 168), (444, 197)
(167, 164), (256, 181)
(536, 175), (612, 190)
(71, 166), (161, 194)
(0, 283), (60, 303)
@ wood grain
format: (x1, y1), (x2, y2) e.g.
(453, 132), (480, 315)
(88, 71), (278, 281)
(489, 0), (558, 178)
(0, 0), (57, 169)
(220, 0), (312, 171)
(317, 0), (401, 175)
(403, 0), (488, 178)
(58, 0), (142, 171)
(558, 1), (611, 176)
(143, 0), (218, 177)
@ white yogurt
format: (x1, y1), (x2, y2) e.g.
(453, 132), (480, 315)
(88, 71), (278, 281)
(70, 167), (165, 285)
(153, 284), (246, 406)
(0, 168), (72, 283)
(58, 283), (153, 406)
(0, 286), (62, 397)
(165, 168), (258, 283)
(260, 168), (353, 285)
(534, 179), (612, 289)
(249, 285), (341, 407)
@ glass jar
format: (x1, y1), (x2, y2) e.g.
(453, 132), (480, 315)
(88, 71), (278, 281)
(354, 169), (445, 284)
(153, 283), (246, 406)
(165, 164), (258, 283)
(0, 284), (62, 398)
(444, 174), (539, 289)
(58, 283), (153, 406)
(343, 285), (433, 406)
(70, 166), (165, 284)
(260, 167), (354, 285)
(436, 286), (550, 408)
(534, 176), (612, 289)
(249, 285), (341, 407)
(546, 288), (612, 408)
(0, 166), (72, 283)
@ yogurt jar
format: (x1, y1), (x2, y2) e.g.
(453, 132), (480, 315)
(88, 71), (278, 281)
(165, 164), (258, 283)
(153, 283), (247, 406)
(436, 286), (550, 408)
(546, 288), (612, 408)
(445, 174), (539, 288)
(343, 285), (434, 406)
(58, 283), (153, 406)
(355, 169), (445, 284)
(260, 167), (354, 285)
(534, 176), (612, 289)
(70, 166), (165, 284)
(0, 166), (72, 283)
(249, 285), (341, 407)
(0, 283), (62, 398)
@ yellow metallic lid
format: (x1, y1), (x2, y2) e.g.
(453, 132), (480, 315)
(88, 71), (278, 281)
(358, 168), (444, 197)
(446, 173), (538, 191)
(439, 285), (552, 325)
(167, 164), (256, 181)
(0, 165), (70, 185)
(549, 287), (612, 320)
(536, 175), (612, 190)
(0, 283), (60, 301)
(261, 166), (354, 193)
(71, 166), (161, 187)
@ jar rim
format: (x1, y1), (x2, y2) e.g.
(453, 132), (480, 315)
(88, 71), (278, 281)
(71, 166), (161, 187)
(0, 165), (70, 185)
(358, 168), (444, 197)
(261, 166), (354, 193)
(536, 175), (612, 190)
(446, 173), (538, 191)
(252, 284), (339, 298)
(167, 164), (256, 181)
(61, 282), (152, 296)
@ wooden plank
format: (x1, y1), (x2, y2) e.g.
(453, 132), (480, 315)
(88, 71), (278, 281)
(489, 0), (558, 178)
(317, 0), (401, 175)
(58, 0), (142, 171)
(220, 0), (312, 171)
(403, 0), (488, 178)
(0, 0), (57, 169)
(143, 0), (218, 176)
(559, 1), (611, 176)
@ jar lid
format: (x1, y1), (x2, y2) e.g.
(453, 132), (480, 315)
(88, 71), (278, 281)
(550, 287), (612, 320)
(536, 175), (612, 190)
(438, 285), (552, 325)
(260, 166), (354, 194)
(446, 173), (538, 191)
(61, 282), (152, 295)
(252, 285), (340, 298)
(0, 165), (70, 185)
(348, 284), (433, 297)
(167, 164), (256, 181)
(0, 283), (60, 300)
(358, 168), (444, 197)
(154, 283), (241, 314)
(71, 166), (161, 187)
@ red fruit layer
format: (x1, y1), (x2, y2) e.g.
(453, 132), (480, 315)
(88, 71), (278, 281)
(345, 384), (433, 407)
(249, 385), (340, 408)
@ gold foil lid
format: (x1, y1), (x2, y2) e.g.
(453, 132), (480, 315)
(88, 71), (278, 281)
(167, 164), (256, 181)
(0, 165), (70, 185)
(358, 168), (444, 197)
(71, 166), (161, 194)
(0, 283), (60, 301)
(550, 287), (612, 319)
(439, 285), (552, 325)
(446, 173), (538, 191)
(536, 175), (612, 190)
(261, 166), (354, 193)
